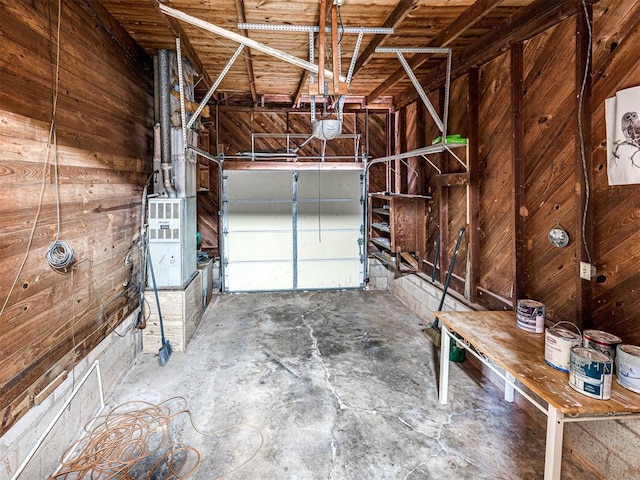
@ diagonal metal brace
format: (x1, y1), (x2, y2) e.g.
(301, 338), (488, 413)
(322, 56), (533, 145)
(187, 45), (244, 130)
(396, 51), (443, 132)
(375, 47), (452, 135)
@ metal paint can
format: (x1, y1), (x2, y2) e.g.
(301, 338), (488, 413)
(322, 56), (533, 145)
(615, 344), (640, 394)
(569, 346), (612, 400)
(544, 324), (581, 372)
(516, 299), (546, 333)
(583, 329), (622, 363)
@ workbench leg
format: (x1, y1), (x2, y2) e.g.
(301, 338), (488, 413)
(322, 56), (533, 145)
(504, 372), (515, 402)
(544, 406), (564, 480)
(439, 325), (450, 405)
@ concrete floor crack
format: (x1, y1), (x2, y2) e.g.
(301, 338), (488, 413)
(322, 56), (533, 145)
(401, 408), (487, 478)
(301, 303), (343, 480)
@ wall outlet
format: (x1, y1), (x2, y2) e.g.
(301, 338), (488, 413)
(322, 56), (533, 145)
(580, 261), (595, 280)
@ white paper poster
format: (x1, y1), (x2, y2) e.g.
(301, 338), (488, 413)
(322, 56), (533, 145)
(606, 85), (640, 185)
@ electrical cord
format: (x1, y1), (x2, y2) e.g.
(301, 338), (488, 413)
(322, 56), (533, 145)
(49, 396), (263, 480)
(46, 240), (75, 272)
(0, 0), (62, 318)
(578, 0), (593, 265)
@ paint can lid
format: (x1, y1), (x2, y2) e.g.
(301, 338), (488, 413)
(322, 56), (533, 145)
(583, 329), (622, 345)
(618, 344), (640, 357)
(571, 346), (612, 363)
(547, 327), (581, 341)
(518, 299), (544, 308)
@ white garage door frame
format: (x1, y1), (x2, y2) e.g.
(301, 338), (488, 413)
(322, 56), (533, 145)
(222, 168), (365, 292)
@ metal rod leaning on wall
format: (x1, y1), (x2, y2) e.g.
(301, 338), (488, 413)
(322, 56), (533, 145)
(187, 145), (225, 292)
(11, 361), (105, 480)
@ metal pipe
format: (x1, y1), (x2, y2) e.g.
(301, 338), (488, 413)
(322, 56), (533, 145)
(187, 144), (225, 292)
(158, 49), (177, 198)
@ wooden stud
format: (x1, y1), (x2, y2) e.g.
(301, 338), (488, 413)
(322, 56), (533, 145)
(575, 1), (593, 328)
(511, 42), (525, 303)
(234, 0), (258, 105)
(468, 67), (481, 303)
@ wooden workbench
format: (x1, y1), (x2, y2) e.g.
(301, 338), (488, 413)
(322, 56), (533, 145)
(435, 310), (640, 480)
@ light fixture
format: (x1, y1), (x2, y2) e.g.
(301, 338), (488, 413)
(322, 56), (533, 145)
(313, 119), (342, 141)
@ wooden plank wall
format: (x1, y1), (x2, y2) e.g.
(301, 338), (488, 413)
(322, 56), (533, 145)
(0, 0), (153, 433)
(405, 0), (640, 344)
(477, 51), (514, 307)
(213, 109), (368, 160)
(591, 1), (640, 344)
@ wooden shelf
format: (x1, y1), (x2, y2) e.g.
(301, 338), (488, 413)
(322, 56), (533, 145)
(368, 192), (426, 277)
(372, 222), (390, 233)
(372, 207), (390, 216)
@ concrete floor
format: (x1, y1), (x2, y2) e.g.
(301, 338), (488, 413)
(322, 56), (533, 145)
(110, 290), (600, 479)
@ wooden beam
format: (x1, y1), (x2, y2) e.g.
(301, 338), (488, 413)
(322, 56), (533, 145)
(318, 0), (327, 92)
(293, 70), (310, 108)
(367, 0), (503, 103)
(395, 0), (600, 109)
(467, 67), (481, 303)
(331, 4), (340, 94)
(235, 0), (258, 105)
(511, 42), (525, 304)
(575, 1), (593, 328)
(353, 0), (418, 73)
(152, 1), (214, 94)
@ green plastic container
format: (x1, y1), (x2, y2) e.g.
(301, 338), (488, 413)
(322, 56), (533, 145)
(449, 335), (466, 363)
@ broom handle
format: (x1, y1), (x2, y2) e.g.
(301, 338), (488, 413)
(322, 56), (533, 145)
(146, 243), (166, 343)
(432, 233), (440, 282)
(438, 227), (465, 311)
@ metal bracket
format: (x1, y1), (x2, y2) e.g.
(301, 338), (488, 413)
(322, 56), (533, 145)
(375, 47), (452, 137)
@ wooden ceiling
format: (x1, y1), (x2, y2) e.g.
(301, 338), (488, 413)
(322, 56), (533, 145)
(98, 0), (541, 108)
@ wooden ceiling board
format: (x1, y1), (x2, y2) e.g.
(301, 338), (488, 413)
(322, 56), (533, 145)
(97, 0), (540, 107)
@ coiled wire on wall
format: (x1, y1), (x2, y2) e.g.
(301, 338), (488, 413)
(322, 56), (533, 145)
(46, 239), (75, 272)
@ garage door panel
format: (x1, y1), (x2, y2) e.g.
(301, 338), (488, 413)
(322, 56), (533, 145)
(227, 231), (293, 262)
(297, 260), (362, 289)
(297, 230), (360, 260)
(226, 170), (292, 200)
(226, 261), (293, 291)
(297, 170), (362, 198)
(227, 202), (292, 231)
(297, 201), (361, 229)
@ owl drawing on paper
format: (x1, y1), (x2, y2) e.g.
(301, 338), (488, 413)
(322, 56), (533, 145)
(613, 111), (640, 168)
(622, 112), (640, 146)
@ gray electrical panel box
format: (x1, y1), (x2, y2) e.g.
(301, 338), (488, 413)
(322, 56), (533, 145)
(147, 197), (197, 288)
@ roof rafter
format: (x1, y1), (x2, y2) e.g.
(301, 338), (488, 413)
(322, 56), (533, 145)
(152, 0), (215, 97)
(353, 0), (418, 74)
(292, 0), (331, 108)
(234, 0), (258, 105)
(394, 0), (600, 109)
(367, 0), (504, 103)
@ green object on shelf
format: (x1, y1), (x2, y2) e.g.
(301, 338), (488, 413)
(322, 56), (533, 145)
(431, 134), (467, 145)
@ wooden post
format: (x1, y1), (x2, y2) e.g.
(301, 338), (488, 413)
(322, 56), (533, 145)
(575, 1), (593, 328)
(331, 3), (340, 94)
(511, 42), (525, 303)
(318, 0), (327, 94)
(468, 67), (481, 303)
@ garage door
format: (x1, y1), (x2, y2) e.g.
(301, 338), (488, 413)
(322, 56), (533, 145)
(223, 169), (364, 292)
